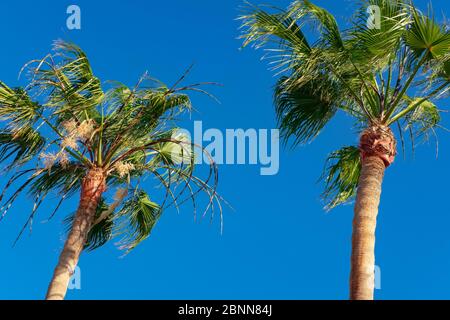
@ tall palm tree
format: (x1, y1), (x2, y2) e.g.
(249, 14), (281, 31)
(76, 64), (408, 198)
(0, 41), (222, 300)
(240, 0), (450, 299)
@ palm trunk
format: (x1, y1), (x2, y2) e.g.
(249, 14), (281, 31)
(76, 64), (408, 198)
(45, 168), (106, 300)
(349, 155), (385, 300)
(349, 125), (396, 300)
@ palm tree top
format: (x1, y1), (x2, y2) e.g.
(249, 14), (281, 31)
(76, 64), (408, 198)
(239, 0), (450, 209)
(0, 40), (223, 252)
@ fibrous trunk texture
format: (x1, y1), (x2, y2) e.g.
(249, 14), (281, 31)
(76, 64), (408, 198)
(45, 168), (106, 300)
(349, 125), (396, 300)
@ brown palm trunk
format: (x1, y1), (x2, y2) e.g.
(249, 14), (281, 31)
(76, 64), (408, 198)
(349, 155), (385, 300)
(349, 125), (396, 300)
(45, 168), (106, 300)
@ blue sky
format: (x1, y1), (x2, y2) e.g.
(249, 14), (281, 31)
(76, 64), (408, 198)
(0, 0), (449, 299)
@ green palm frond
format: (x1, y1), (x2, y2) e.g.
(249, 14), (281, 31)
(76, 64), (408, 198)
(115, 190), (161, 252)
(350, 0), (410, 67)
(403, 98), (441, 139)
(107, 89), (191, 142)
(85, 199), (114, 251)
(239, 2), (310, 52)
(290, 0), (344, 49)
(420, 53), (450, 93)
(25, 40), (104, 122)
(0, 84), (45, 167)
(99, 79), (196, 168)
(406, 7), (450, 59)
(148, 129), (194, 167)
(350, 0), (411, 53)
(274, 76), (338, 145)
(29, 163), (84, 197)
(444, 59), (450, 79)
(321, 146), (361, 210)
(63, 190), (161, 253)
(0, 126), (45, 166)
(0, 85), (41, 125)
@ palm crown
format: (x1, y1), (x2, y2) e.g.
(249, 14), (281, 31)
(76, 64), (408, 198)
(0, 41), (221, 252)
(240, 0), (450, 209)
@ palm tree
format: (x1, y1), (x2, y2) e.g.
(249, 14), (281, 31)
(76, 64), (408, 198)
(240, 0), (450, 299)
(0, 41), (222, 300)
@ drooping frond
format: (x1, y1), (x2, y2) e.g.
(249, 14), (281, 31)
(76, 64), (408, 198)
(0, 85), (40, 126)
(321, 146), (361, 210)
(114, 190), (161, 252)
(24, 40), (104, 122)
(0, 84), (45, 167)
(84, 199), (114, 251)
(29, 163), (85, 198)
(274, 76), (338, 145)
(402, 98), (441, 144)
(239, 2), (311, 52)
(0, 127), (45, 166)
(289, 0), (344, 49)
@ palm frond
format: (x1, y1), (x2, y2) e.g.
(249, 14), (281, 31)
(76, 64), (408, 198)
(239, 2), (311, 53)
(114, 190), (161, 252)
(0, 126), (45, 166)
(321, 146), (361, 210)
(0, 84), (41, 126)
(0, 83), (45, 167)
(274, 76), (338, 146)
(290, 0), (344, 49)
(29, 163), (84, 197)
(85, 199), (114, 251)
(403, 98), (441, 140)
(406, 7), (450, 59)
(25, 40), (104, 122)
(349, 0), (410, 68)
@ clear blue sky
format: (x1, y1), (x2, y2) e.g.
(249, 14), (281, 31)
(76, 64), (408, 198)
(0, 0), (449, 300)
